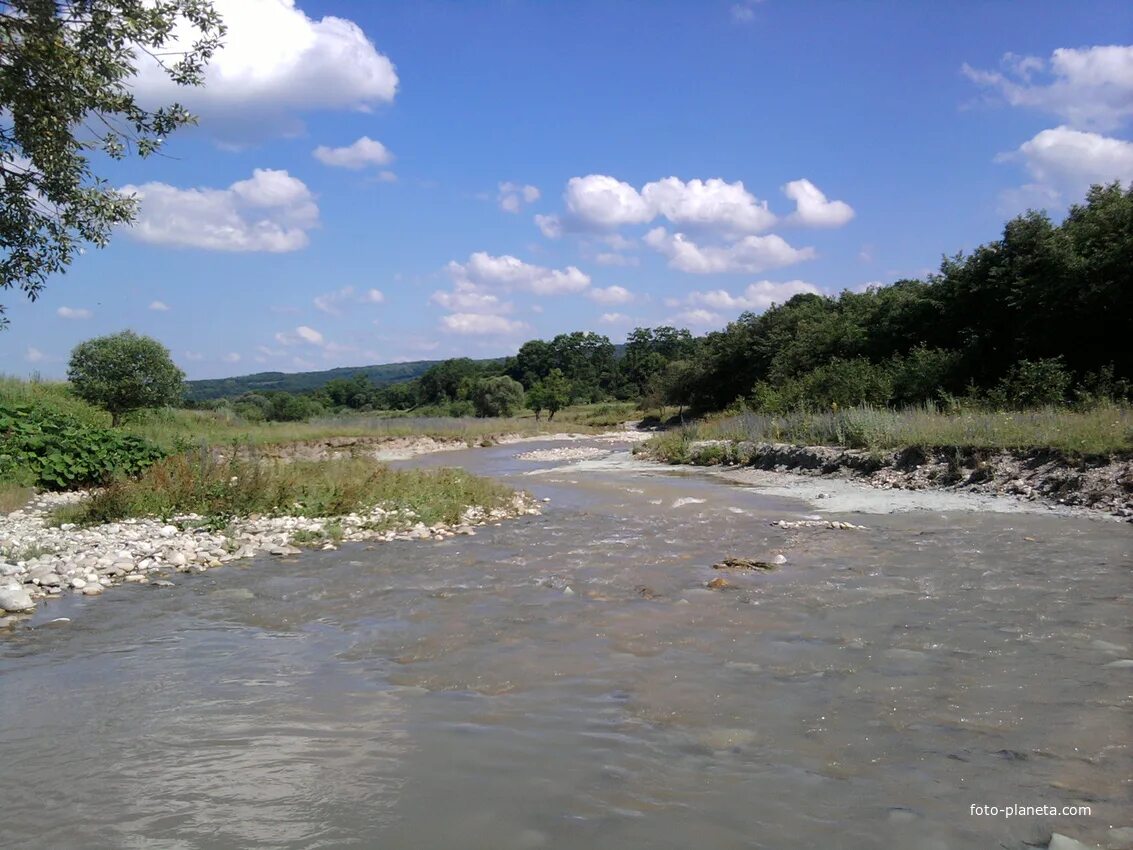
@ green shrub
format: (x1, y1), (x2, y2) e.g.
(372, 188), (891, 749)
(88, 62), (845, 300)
(991, 358), (1073, 408)
(0, 402), (167, 490)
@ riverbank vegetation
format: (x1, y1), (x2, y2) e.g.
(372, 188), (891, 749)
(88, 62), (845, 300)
(645, 405), (1133, 465)
(49, 452), (516, 529)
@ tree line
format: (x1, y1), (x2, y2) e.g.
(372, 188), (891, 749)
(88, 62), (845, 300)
(91, 180), (1118, 424)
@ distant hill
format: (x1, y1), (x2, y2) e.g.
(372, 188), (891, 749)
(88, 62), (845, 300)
(185, 358), (498, 401)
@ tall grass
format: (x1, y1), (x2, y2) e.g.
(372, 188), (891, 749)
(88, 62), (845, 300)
(122, 407), (600, 451)
(650, 404), (1133, 457)
(0, 375), (110, 426)
(51, 451), (516, 527)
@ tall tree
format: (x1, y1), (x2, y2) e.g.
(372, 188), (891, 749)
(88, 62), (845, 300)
(1, 0), (225, 325)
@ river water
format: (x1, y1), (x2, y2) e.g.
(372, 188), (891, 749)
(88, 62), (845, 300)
(1, 438), (1130, 849)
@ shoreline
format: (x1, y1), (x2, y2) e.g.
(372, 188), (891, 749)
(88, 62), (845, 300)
(636, 439), (1133, 521)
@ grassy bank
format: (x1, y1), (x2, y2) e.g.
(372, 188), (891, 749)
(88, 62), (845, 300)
(51, 452), (517, 528)
(644, 405), (1133, 463)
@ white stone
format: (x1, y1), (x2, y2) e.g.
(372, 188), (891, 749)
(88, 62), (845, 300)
(0, 584), (35, 612)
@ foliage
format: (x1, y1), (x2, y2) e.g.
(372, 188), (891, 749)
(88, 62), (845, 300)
(471, 375), (525, 417)
(0, 0), (224, 324)
(0, 374), (110, 426)
(990, 358), (1073, 408)
(527, 368), (571, 420)
(52, 451), (516, 528)
(0, 401), (166, 489)
(68, 331), (185, 424)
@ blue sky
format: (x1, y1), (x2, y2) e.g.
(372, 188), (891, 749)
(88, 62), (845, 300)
(4, 0), (1132, 379)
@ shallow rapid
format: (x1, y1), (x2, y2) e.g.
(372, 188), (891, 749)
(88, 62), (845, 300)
(1, 437), (1129, 849)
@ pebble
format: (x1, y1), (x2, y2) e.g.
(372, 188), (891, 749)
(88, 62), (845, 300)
(0, 491), (541, 617)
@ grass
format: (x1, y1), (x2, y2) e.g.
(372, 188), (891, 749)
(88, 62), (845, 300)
(0, 375), (110, 427)
(120, 407), (605, 452)
(49, 450), (517, 528)
(644, 404), (1133, 461)
(0, 482), (34, 514)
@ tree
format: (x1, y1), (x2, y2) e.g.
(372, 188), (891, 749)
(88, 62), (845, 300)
(539, 368), (571, 420)
(67, 331), (184, 424)
(1, 1), (225, 325)
(471, 376), (525, 418)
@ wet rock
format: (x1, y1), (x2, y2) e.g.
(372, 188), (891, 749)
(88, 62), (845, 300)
(706, 577), (731, 590)
(713, 557), (776, 571)
(268, 545), (302, 556)
(150, 580), (175, 588)
(1090, 640), (1128, 654)
(1107, 827), (1133, 848)
(636, 585), (660, 599)
(1049, 835), (1095, 850)
(0, 584), (36, 612)
(1103, 659), (1133, 668)
(82, 584), (104, 596)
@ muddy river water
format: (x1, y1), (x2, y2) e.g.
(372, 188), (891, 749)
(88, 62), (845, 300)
(1, 437), (1130, 849)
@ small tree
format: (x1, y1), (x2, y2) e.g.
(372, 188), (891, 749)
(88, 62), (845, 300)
(68, 331), (185, 425)
(471, 376), (525, 418)
(541, 368), (571, 420)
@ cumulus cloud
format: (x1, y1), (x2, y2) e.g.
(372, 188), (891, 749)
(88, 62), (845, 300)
(1004, 126), (1133, 192)
(121, 169), (319, 252)
(782, 179), (855, 227)
(644, 227), (815, 274)
(670, 308), (724, 328)
(599, 312), (630, 324)
(223, 352), (242, 363)
(313, 136), (394, 169)
(546, 175), (778, 236)
(440, 313), (529, 335)
(429, 282), (512, 314)
(446, 252), (591, 295)
(148, 300), (170, 311)
(275, 325), (324, 346)
(132, 0), (399, 140)
(184, 351), (205, 361)
(24, 347), (44, 363)
(594, 252), (639, 267)
(498, 182), (541, 213)
(587, 285), (634, 305)
(57, 306), (91, 319)
(684, 280), (821, 312)
(313, 285), (385, 315)
(963, 45), (1133, 132)
(731, 0), (765, 22)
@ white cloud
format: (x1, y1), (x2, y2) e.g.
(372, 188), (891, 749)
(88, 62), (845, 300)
(184, 351), (205, 361)
(223, 352), (242, 363)
(148, 300), (170, 311)
(963, 45), (1133, 132)
(685, 280), (821, 312)
(534, 213), (564, 238)
(731, 0), (765, 22)
(587, 285), (634, 305)
(1007, 126), (1133, 191)
(440, 313), (528, 335)
(132, 0), (399, 140)
(642, 177), (777, 233)
(644, 227), (815, 274)
(599, 312), (630, 324)
(24, 347), (44, 363)
(57, 306), (91, 319)
(376, 171), (398, 183)
(313, 285), (384, 315)
(782, 179), (855, 227)
(564, 174), (654, 228)
(430, 282), (512, 314)
(671, 308), (724, 328)
(498, 182), (541, 213)
(121, 169), (318, 252)
(257, 345), (285, 357)
(594, 252), (639, 267)
(275, 325), (324, 346)
(313, 136), (394, 169)
(552, 174), (777, 235)
(447, 252), (591, 295)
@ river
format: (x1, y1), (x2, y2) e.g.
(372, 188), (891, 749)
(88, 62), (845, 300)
(1, 437), (1129, 849)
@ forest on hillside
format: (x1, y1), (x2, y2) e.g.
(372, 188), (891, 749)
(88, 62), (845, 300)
(192, 183), (1132, 422)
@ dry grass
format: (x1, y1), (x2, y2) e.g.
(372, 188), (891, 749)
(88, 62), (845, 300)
(0, 482), (34, 514)
(647, 404), (1133, 460)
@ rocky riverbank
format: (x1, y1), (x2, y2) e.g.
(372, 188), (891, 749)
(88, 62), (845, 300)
(640, 439), (1133, 520)
(0, 490), (541, 623)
